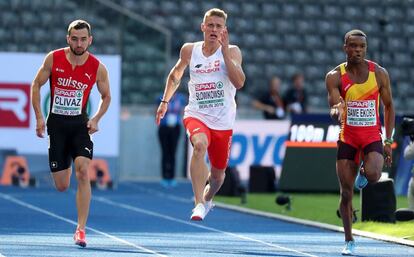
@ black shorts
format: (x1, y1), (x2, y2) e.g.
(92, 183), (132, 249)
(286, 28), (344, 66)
(337, 140), (383, 162)
(47, 114), (93, 172)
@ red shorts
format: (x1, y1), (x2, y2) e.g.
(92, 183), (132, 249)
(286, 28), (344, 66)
(337, 140), (383, 164)
(338, 129), (383, 163)
(340, 128), (382, 150)
(183, 117), (233, 170)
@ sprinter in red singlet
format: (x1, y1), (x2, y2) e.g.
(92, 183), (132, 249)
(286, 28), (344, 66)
(156, 8), (245, 221)
(31, 20), (111, 248)
(325, 29), (395, 255)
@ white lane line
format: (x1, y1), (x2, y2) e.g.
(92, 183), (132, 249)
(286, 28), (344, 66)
(0, 193), (168, 257)
(127, 183), (414, 247)
(124, 183), (192, 203)
(94, 196), (319, 257)
(126, 183), (341, 231)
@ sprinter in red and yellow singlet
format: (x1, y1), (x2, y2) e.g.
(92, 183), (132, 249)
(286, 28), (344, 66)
(325, 29), (395, 255)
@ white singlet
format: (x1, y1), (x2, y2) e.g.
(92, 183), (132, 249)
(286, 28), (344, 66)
(184, 41), (237, 130)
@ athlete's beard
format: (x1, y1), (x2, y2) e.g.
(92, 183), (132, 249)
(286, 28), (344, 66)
(70, 45), (88, 56)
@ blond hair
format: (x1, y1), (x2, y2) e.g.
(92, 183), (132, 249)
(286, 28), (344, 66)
(67, 20), (91, 36)
(344, 29), (366, 44)
(203, 8), (227, 22)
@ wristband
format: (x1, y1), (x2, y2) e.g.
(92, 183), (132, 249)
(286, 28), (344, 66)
(384, 138), (394, 145)
(160, 100), (169, 104)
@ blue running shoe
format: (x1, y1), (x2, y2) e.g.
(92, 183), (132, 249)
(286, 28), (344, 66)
(354, 162), (368, 190)
(168, 179), (177, 187)
(160, 179), (170, 188)
(341, 240), (355, 255)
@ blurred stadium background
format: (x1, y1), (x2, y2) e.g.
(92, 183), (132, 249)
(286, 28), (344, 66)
(0, 0), (413, 193)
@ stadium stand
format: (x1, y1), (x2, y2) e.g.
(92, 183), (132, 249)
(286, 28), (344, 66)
(0, 0), (412, 113)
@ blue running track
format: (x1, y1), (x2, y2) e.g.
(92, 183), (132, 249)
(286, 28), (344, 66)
(0, 182), (413, 257)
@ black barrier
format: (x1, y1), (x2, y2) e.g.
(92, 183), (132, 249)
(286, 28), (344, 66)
(217, 166), (242, 197)
(249, 165), (276, 193)
(280, 146), (338, 192)
(279, 114), (339, 192)
(361, 179), (396, 223)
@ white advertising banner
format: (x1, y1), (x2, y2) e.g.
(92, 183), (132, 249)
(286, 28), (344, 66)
(0, 52), (121, 157)
(187, 119), (290, 181)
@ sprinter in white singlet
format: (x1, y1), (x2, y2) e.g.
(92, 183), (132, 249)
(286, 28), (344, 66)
(156, 8), (245, 221)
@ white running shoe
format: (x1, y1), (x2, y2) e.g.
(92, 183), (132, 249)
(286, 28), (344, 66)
(341, 240), (355, 256)
(204, 200), (214, 218)
(190, 203), (206, 221)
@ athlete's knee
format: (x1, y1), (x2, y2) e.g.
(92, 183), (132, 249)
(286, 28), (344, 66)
(366, 170), (381, 183)
(75, 167), (89, 182)
(364, 163), (382, 183)
(52, 169), (71, 192)
(340, 189), (353, 203)
(210, 170), (225, 183)
(55, 181), (70, 192)
(192, 140), (208, 158)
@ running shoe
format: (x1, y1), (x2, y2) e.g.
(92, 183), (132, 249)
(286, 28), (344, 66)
(168, 179), (177, 187)
(160, 179), (170, 188)
(160, 179), (177, 188)
(341, 240), (355, 255)
(204, 200), (214, 218)
(354, 162), (368, 190)
(74, 227), (87, 247)
(190, 203), (206, 221)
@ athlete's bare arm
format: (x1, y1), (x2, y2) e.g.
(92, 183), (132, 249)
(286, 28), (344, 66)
(156, 43), (192, 125)
(31, 52), (53, 138)
(220, 28), (245, 89)
(325, 67), (345, 122)
(88, 63), (111, 134)
(376, 64), (395, 166)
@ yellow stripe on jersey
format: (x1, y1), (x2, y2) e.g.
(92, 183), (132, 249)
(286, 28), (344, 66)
(345, 72), (378, 101)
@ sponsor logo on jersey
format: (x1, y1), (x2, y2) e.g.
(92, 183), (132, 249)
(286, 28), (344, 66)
(194, 81), (224, 91)
(195, 60), (221, 73)
(344, 83), (352, 91)
(195, 82), (216, 91)
(55, 88), (77, 97)
(347, 101), (369, 108)
(51, 161), (58, 169)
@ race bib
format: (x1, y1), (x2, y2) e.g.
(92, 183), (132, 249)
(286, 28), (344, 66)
(194, 81), (225, 110)
(51, 88), (83, 116)
(346, 100), (377, 127)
